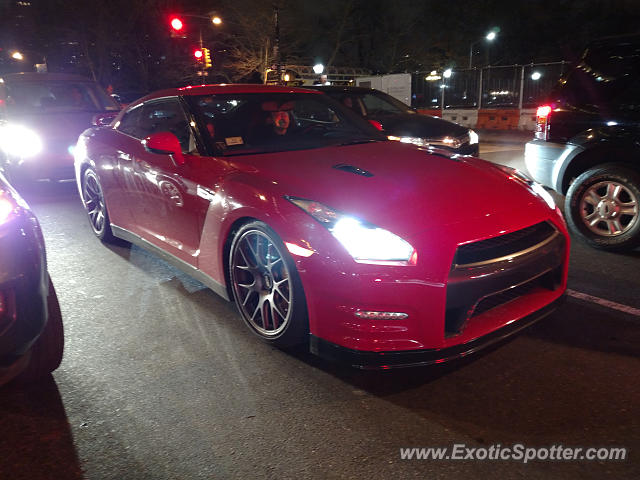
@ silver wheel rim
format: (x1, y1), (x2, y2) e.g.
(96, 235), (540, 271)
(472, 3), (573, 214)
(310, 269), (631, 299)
(83, 172), (106, 234)
(580, 180), (638, 236)
(231, 230), (293, 337)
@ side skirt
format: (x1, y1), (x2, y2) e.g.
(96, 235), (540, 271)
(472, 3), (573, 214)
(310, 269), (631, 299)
(111, 225), (230, 302)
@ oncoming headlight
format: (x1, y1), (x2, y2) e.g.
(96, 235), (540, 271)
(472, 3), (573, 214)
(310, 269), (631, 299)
(0, 124), (42, 158)
(287, 197), (417, 265)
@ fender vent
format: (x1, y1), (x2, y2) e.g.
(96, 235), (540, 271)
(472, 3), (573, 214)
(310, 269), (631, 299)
(332, 164), (374, 177)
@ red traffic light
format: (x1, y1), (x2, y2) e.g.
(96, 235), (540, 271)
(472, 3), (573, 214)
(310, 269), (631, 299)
(194, 49), (203, 59)
(170, 17), (184, 31)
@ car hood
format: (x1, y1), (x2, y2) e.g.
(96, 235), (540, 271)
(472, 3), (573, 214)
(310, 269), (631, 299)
(370, 112), (469, 139)
(5, 112), (98, 142)
(229, 141), (545, 238)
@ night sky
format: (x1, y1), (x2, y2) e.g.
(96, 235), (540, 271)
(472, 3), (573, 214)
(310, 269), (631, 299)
(0, 0), (638, 89)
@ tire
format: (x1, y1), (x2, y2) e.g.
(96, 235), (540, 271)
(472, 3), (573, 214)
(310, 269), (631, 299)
(18, 277), (64, 381)
(565, 163), (640, 251)
(229, 221), (309, 347)
(81, 168), (117, 242)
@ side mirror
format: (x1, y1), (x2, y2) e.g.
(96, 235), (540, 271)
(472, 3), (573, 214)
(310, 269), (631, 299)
(142, 131), (185, 166)
(92, 112), (118, 126)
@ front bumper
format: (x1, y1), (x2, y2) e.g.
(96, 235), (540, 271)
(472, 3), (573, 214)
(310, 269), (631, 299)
(310, 294), (564, 369)
(524, 139), (583, 192)
(295, 205), (569, 359)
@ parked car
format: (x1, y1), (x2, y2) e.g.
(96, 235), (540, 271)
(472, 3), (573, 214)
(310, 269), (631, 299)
(0, 72), (120, 184)
(306, 85), (479, 156)
(74, 84), (568, 369)
(525, 33), (640, 251)
(0, 174), (63, 385)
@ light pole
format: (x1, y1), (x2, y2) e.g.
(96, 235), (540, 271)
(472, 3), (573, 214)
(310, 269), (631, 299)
(469, 29), (498, 68)
(313, 63), (324, 84)
(441, 68), (452, 116)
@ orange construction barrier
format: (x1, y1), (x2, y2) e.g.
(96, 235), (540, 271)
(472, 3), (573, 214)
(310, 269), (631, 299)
(417, 109), (442, 117)
(476, 109), (520, 129)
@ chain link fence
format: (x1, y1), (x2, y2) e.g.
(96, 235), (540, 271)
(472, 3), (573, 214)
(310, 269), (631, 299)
(411, 62), (568, 109)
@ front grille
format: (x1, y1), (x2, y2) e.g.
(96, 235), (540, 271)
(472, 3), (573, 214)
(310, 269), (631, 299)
(471, 268), (560, 317)
(455, 221), (556, 267)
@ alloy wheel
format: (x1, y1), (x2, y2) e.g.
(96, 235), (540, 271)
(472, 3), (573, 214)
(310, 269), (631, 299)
(580, 180), (638, 236)
(231, 229), (293, 337)
(83, 171), (107, 235)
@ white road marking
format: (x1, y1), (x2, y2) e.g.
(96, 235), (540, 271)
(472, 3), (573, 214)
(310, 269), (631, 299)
(567, 289), (640, 317)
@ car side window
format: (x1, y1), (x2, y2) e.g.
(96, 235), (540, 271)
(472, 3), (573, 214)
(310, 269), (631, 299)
(361, 93), (403, 115)
(139, 98), (196, 153)
(117, 104), (144, 138)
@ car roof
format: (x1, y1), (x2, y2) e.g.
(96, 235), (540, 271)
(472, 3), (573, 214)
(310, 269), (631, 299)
(0, 72), (95, 83)
(304, 85), (378, 94)
(136, 83), (323, 104)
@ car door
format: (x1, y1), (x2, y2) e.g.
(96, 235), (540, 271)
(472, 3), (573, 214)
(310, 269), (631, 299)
(124, 97), (214, 266)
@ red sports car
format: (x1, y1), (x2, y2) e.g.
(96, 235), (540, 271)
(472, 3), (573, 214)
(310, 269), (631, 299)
(74, 84), (569, 368)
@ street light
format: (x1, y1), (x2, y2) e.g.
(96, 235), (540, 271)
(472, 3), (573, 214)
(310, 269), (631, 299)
(211, 16), (222, 25)
(531, 71), (542, 80)
(441, 69), (452, 115)
(469, 29), (498, 68)
(11, 51), (24, 61)
(313, 63), (324, 74)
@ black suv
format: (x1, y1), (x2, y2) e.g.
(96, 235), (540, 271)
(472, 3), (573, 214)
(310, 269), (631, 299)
(525, 34), (640, 251)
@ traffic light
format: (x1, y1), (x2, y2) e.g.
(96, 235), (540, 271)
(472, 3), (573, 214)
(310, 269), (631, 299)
(170, 17), (183, 32)
(203, 48), (212, 68)
(193, 49), (203, 61)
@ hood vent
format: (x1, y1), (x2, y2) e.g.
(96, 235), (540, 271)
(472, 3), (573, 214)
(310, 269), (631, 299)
(332, 164), (374, 177)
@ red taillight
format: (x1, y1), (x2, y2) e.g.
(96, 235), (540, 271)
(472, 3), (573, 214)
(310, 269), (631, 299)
(368, 119), (383, 131)
(536, 105), (552, 118)
(535, 105), (552, 140)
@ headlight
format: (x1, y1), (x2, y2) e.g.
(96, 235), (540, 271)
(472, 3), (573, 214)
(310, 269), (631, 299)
(287, 197), (417, 265)
(494, 164), (556, 210)
(0, 124), (42, 157)
(388, 135), (463, 149)
(468, 129), (479, 145)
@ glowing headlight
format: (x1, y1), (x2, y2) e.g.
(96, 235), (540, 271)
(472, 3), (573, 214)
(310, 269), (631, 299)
(494, 164), (556, 210)
(287, 197), (416, 265)
(388, 136), (428, 147)
(0, 125), (42, 158)
(469, 129), (479, 145)
(388, 135), (464, 149)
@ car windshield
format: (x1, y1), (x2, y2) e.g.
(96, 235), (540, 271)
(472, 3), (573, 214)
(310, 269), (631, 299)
(189, 92), (383, 155)
(4, 81), (120, 113)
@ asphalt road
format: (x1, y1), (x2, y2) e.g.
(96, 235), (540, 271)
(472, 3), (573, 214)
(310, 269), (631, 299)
(1, 131), (638, 480)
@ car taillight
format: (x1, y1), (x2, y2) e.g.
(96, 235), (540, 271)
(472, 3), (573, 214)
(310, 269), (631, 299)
(535, 105), (552, 140)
